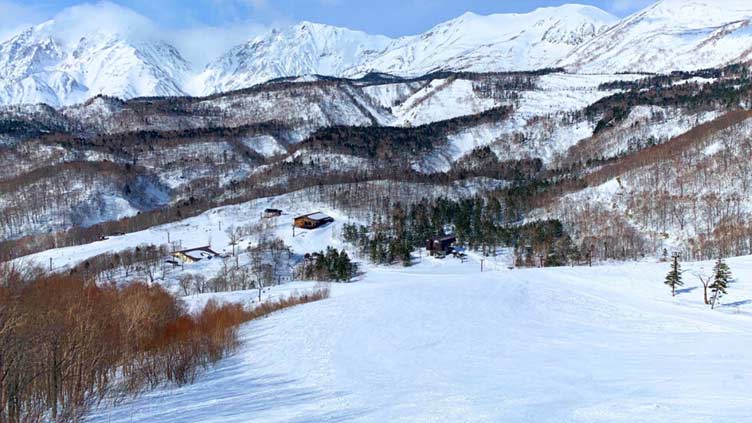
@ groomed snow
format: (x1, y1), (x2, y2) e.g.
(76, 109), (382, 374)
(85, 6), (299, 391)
(87, 254), (752, 423)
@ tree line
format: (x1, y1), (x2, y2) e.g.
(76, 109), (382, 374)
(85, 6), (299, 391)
(342, 197), (579, 267)
(665, 256), (732, 309)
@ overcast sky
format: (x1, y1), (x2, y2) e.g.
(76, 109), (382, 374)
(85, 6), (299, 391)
(0, 0), (656, 66)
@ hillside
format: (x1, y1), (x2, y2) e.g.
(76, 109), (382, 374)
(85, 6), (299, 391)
(0, 70), (634, 242)
(5, 66), (752, 264)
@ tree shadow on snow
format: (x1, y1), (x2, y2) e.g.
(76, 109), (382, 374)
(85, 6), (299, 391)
(676, 286), (698, 295)
(720, 299), (752, 308)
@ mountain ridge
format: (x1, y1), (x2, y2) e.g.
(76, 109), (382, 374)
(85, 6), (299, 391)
(560, 0), (752, 73)
(4, 1), (752, 107)
(0, 3), (617, 106)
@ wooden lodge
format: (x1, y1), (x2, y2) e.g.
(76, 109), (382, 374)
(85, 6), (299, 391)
(426, 235), (457, 257)
(172, 246), (220, 264)
(293, 212), (334, 230)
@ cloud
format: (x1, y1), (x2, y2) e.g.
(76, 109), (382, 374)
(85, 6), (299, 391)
(0, 0), (337, 69)
(0, 1), (48, 42)
(609, 0), (655, 14)
(169, 22), (270, 68)
(0, 1), (279, 69)
(49, 1), (161, 45)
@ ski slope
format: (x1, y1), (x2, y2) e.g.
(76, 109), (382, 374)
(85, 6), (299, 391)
(87, 255), (752, 423)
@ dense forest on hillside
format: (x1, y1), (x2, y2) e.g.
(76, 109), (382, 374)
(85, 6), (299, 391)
(3, 66), (752, 266)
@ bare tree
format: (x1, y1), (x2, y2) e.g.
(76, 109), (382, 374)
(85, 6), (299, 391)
(178, 274), (194, 296)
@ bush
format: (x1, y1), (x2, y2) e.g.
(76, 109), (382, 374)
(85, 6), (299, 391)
(0, 263), (330, 423)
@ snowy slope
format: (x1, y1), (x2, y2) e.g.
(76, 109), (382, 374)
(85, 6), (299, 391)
(350, 5), (617, 77)
(562, 0), (752, 73)
(192, 22), (392, 95)
(0, 4), (190, 107)
(15, 185), (751, 423)
(86, 254), (752, 422)
(199, 5), (616, 94)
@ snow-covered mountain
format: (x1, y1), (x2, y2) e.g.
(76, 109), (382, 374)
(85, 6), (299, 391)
(191, 22), (392, 95)
(7, 1), (752, 106)
(348, 5), (617, 77)
(0, 3), (618, 104)
(561, 0), (752, 73)
(0, 4), (190, 107)
(199, 5), (617, 94)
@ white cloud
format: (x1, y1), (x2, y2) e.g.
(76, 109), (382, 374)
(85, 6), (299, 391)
(169, 22), (270, 68)
(0, 0), (345, 72)
(0, 1), (280, 70)
(48, 1), (160, 45)
(0, 1), (48, 42)
(610, 0), (655, 14)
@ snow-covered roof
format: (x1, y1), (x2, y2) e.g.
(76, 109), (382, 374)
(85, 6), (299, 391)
(298, 212), (332, 221)
(175, 246), (219, 257)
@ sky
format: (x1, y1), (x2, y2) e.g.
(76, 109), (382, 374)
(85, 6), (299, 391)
(0, 0), (656, 65)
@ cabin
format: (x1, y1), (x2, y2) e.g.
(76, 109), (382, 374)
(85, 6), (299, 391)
(172, 246), (220, 264)
(426, 235), (457, 257)
(263, 208), (283, 218)
(293, 212), (334, 229)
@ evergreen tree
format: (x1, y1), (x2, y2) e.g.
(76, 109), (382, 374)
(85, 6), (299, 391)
(664, 255), (683, 297)
(301, 248), (356, 282)
(710, 258), (731, 309)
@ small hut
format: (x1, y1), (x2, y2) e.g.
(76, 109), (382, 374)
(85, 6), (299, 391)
(263, 208), (283, 218)
(426, 235), (457, 257)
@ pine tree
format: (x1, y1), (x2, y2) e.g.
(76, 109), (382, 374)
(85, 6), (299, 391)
(710, 258), (731, 309)
(335, 249), (355, 282)
(664, 254), (683, 297)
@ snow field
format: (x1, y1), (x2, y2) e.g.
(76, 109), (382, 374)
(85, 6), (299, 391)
(87, 254), (752, 423)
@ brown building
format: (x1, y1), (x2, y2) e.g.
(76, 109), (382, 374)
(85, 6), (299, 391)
(426, 235), (457, 257)
(293, 212), (334, 229)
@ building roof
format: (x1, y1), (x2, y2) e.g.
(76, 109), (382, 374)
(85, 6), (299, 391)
(296, 212), (332, 221)
(430, 235), (457, 242)
(174, 246), (219, 260)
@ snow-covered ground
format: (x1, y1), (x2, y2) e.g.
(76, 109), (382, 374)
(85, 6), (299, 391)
(17, 191), (348, 273)
(87, 254), (752, 423)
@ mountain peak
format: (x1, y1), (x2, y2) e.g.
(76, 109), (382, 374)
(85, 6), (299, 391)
(530, 3), (618, 18)
(193, 21), (392, 95)
(0, 3), (189, 107)
(561, 0), (752, 73)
